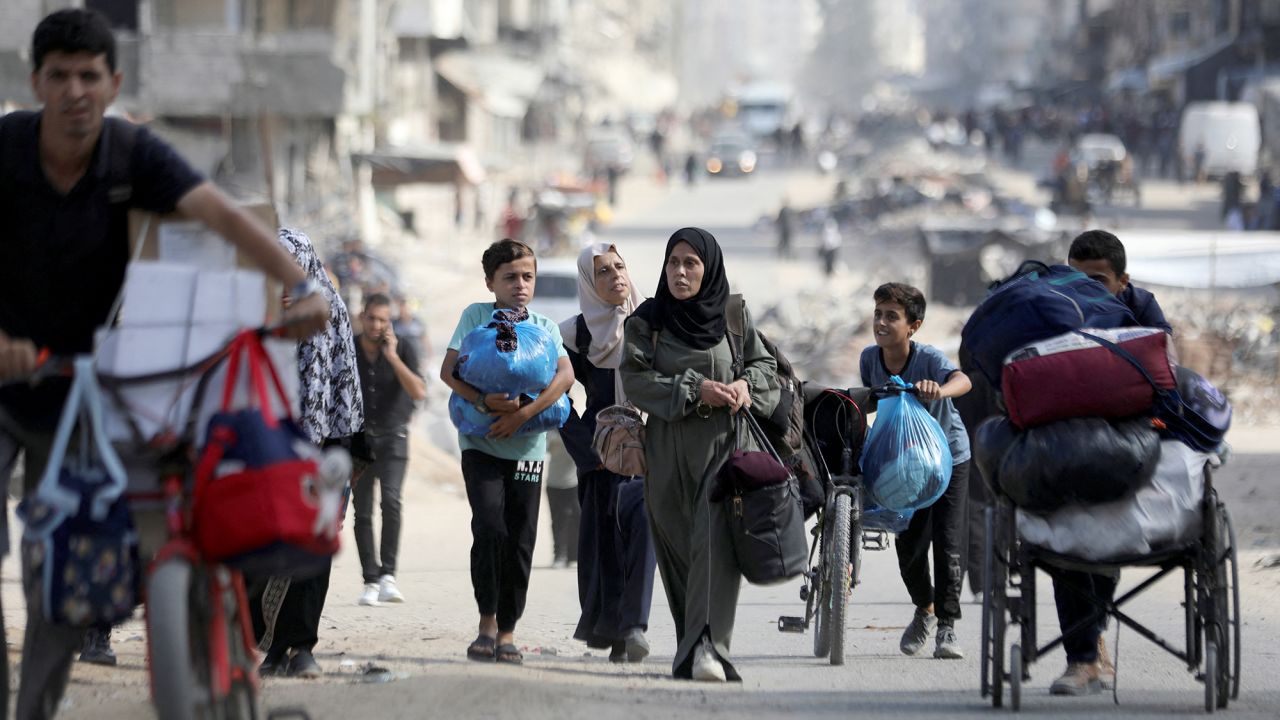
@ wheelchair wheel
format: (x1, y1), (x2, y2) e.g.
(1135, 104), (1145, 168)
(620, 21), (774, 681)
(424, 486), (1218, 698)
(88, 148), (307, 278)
(1222, 505), (1241, 701)
(1205, 639), (1218, 713)
(980, 505), (1008, 707)
(827, 491), (853, 666)
(1198, 492), (1231, 710)
(1009, 643), (1023, 712)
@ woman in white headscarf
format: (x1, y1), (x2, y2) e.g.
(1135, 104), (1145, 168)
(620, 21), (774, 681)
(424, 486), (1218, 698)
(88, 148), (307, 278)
(557, 242), (657, 663)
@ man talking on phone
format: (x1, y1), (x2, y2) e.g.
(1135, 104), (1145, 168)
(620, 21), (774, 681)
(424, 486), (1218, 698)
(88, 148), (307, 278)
(353, 293), (426, 606)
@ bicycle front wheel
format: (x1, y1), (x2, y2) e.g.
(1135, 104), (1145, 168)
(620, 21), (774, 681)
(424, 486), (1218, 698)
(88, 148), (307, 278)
(827, 492), (853, 666)
(147, 558), (259, 720)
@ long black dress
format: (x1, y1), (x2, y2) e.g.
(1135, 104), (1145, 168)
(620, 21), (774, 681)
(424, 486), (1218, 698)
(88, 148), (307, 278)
(559, 316), (657, 648)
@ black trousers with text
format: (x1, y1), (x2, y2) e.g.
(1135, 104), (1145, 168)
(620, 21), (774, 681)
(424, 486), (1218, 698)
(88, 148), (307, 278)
(896, 460), (971, 626)
(461, 450), (544, 633)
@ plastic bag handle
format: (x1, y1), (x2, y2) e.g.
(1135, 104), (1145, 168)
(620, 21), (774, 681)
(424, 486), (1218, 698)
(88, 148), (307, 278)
(34, 357), (129, 519)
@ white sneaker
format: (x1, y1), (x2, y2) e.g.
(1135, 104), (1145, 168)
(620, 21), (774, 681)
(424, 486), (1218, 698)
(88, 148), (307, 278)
(358, 583), (380, 606)
(378, 575), (405, 603)
(690, 637), (726, 682)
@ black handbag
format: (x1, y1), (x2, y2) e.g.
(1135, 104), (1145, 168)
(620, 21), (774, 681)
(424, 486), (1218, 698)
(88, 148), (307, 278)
(715, 411), (808, 586)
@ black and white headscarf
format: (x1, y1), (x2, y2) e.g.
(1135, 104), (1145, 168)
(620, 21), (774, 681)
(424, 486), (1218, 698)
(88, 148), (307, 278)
(277, 228), (364, 444)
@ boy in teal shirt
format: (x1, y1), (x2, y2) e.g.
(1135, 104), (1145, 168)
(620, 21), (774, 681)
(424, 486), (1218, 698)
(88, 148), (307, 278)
(440, 239), (575, 665)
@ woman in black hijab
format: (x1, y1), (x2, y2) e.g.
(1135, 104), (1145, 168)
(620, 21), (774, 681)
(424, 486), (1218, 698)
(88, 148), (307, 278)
(620, 228), (779, 682)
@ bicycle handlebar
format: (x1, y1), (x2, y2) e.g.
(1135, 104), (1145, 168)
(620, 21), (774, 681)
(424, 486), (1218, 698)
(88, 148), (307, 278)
(868, 381), (920, 398)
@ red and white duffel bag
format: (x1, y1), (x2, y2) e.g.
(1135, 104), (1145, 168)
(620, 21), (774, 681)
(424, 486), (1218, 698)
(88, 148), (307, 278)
(1001, 327), (1176, 429)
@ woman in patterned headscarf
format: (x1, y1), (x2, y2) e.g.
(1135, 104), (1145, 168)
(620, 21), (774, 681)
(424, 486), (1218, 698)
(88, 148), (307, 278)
(251, 227), (365, 678)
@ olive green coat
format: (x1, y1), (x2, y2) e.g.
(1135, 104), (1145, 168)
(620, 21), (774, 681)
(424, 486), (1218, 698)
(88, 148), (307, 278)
(620, 307), (779, 679)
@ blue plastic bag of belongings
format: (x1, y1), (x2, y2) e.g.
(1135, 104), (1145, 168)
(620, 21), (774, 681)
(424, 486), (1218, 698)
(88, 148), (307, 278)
(449, 309), (569, 436)
(455, 309), (559, 395)
(862, 502), (914, 534)
(858, 376), (953, 513)
(449, 390), (570, 437)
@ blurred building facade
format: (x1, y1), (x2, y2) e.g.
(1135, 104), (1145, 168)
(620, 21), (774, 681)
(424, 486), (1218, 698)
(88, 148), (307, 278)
(676, 0), (820, 109)
(0, 0), (657, 249)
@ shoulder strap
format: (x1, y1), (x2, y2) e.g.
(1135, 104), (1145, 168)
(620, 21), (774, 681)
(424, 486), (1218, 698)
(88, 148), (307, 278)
(726, 293), (746, 375)
(574, 314), (591, 357)
(104, 117), (140, 197)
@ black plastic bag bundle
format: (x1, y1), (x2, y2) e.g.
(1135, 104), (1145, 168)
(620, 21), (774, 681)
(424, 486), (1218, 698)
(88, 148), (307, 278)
(974, 416), (1161, 512)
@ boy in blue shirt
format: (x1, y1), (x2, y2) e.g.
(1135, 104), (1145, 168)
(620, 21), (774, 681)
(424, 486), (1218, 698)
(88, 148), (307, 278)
(1048, 229), (1173, 695)
(440, 239), (575, 665)
(860, 283), (972, 660)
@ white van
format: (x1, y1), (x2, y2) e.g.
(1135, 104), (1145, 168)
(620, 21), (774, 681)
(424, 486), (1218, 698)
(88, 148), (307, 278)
(1178, 102), (1261, 178)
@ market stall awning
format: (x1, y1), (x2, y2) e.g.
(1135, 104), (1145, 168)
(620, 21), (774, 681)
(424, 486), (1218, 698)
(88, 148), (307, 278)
(1148, 36), (1235, 84)
(355, 144), (486, 186)
(435, 48), (544, 118)
(1107, 67), (1149, 93)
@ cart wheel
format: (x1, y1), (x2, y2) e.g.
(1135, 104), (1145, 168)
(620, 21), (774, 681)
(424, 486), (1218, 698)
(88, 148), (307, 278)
(828, 492), (852, 666)
(980, 506), (995, 700)
(1205, 639), (1218, 714)
(1009, 644), (1023, 712)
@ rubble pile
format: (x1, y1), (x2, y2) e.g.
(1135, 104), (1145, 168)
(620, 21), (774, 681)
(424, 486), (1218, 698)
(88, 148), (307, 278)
(1157, 289), (1280, 425)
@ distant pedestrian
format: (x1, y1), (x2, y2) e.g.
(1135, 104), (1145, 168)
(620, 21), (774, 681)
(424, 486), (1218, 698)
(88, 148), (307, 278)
(620, 228), (780, 682)
(392, 292), (429, 364)
(559, 243), (657, 664)
(1222, 171), (1244, 229)
(353, 294), (427, 607)
(684, 153), (698, 185)
(820, 217), (841, 277)
(543, 432), (580, 568)
(776, 199), (795, 259)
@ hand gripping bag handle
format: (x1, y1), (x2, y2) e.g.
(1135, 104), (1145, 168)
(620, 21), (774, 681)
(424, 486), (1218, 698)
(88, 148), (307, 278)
(34, 357), (129, 521)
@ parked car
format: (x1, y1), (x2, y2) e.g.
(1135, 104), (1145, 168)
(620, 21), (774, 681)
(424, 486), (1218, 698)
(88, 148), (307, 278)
(527, 257), (580, 329)
(705, 134), (757, 178)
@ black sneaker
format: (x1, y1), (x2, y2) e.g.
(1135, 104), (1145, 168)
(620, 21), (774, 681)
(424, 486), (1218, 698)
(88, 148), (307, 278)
(609, 641), (627, 663)
(78, 628), (118, 667)
(287, 649), (322, 679)
(258, 648), (288, 678)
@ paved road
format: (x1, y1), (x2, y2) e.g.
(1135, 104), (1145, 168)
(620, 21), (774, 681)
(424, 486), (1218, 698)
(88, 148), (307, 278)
(22, 155), (1280, 719)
